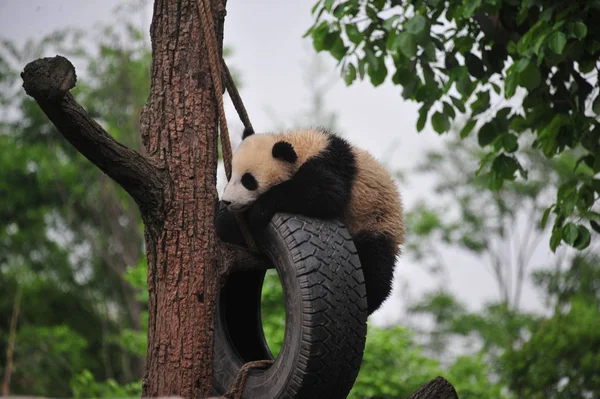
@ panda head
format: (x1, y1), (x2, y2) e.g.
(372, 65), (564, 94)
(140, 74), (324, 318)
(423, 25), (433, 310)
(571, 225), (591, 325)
(221, 128), (298, 212)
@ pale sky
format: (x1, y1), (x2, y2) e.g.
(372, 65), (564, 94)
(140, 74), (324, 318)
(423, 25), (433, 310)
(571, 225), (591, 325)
(0, 0), (563, 327)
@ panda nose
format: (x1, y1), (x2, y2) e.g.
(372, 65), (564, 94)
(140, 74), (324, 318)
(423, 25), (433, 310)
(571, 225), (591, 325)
(222, 200), (231, 206)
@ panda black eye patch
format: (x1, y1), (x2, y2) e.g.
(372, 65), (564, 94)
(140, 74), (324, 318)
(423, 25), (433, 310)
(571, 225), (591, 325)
(241, 173), (258, 190)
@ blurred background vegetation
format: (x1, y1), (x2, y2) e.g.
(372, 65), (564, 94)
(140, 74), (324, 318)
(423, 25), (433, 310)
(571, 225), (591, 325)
(1, 1), (599, 398)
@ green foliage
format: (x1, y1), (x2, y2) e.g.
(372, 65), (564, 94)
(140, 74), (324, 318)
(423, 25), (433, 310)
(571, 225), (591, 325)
(71, 370), (141, 399)
(502, 254), (600, 398)
(260, 270), (286, 358)
(502, 297), (600, 399)
(307, 0), (600, 252)
(405, 253), (600, 399)
(404, 134), (582, 308)
(348, 326), (440, 398)
(0, 2), (152, 396)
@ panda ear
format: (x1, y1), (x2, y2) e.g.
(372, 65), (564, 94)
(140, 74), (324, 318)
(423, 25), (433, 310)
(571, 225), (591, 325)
(272, 141), (297, 163)
(242, 127), (254, 140)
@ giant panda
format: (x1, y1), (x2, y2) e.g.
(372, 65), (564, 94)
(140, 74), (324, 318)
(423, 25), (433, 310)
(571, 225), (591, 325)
(215, 127), (405, 315)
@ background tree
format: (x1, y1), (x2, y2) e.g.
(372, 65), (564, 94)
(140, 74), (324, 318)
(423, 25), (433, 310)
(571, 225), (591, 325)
(0, 7), (153, 394)
(306, 0), (600, 253)
(393, 127), (600, 398)
(405, 131), (582, 310)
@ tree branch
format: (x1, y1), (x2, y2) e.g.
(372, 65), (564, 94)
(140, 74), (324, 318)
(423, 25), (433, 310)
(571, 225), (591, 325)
(405, 376), (459, 399)
(21, 55), (165, 215)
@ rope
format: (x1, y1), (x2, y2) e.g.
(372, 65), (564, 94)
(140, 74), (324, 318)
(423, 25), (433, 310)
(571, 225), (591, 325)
(196, 1), (273, 396)
(218, 360), (274, 399)
(197, 0), (258, 252)
(221, 61), (254, 135)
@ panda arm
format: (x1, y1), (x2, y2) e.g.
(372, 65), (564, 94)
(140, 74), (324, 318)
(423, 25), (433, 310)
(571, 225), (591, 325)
(214, 200), (247, 246)
(247, 159), (350, 228)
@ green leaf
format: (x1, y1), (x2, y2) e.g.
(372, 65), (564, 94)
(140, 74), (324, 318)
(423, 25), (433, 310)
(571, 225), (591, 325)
(405, 15), (427, 35)
(510, 115), (528, 132)
(463, 0), (482, 18)
(500, 133), (519, 153)
(579, 58), (595, 74)
(386, 30), (399, 50)
(346, 24), (362, 45)
(365, 47), (378, 70)
(310, 22), (329, 51)
(344, 63), (357, 85)
(417, 104), (430, 132)
(572, 22), (588, 40)
(541, 205), (554, 229)
(450, 95), (466, 113)
(332, 3), (346, 18)
(357, 58), (366, 79)
(372, 0), (386, 10)
(368, 60), (387, 87)
(577, 185), (595, 210)
(471, 91), (490, 116)
(431, 111), (450, 134)
(549, 31), (567, 54)
(550, 227), (562, 251)
(505, 69), (518, 98)
(323, 30), (339, 50)
(329, 34), (348, 60)
(445, 53), (458, 69)
(464, 53), (485, 79)
(592, 95), (600, 114)
(397, 32), (417, 58)
(401, 78), (418, 99)
(460, 119), (476, 138)
(518, 60), (541, 90)
(562, 222), (578, 245)
(382, 15), (401, 31)
(456, 74), (474, 97)
(492, 154), (519, 180)
(574, 225), (591, 249)
(478, 121), (498, 147)
(443, 102), (456, 119)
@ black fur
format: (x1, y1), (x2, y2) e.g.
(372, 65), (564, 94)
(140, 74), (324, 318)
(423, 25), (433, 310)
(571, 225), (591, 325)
(242, 173), (258, 191)
(352, 231), (397, 314)
(215, 200), (246, 246)
(272, 141), (298, 163)
(242, 127), (255, 140)
(246, 133), (357, 229)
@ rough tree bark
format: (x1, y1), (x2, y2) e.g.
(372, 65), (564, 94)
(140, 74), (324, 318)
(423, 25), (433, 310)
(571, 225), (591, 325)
(137, 0), (225, 396)
(406, 377), (459, 399)
(20, 0), (266, 397)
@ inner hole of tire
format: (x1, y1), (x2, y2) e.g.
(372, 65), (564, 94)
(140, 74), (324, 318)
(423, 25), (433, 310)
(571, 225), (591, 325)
(260, 269), (286, 358)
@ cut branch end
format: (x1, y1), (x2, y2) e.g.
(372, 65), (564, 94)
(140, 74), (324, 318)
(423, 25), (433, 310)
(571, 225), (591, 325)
(22, 55), (77, 101)
(21, 55), (166, 218)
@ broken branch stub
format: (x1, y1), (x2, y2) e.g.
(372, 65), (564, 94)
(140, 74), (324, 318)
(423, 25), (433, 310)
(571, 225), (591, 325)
(21, 55), (165, 217)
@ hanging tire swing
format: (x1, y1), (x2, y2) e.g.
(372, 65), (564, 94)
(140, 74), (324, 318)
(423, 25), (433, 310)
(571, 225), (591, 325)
(211, 213), (368, 399)
(197, 0), (370, 398)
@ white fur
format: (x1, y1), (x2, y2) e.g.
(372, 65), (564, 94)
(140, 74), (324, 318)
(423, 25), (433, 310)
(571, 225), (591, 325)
(221, 172), (258, 212)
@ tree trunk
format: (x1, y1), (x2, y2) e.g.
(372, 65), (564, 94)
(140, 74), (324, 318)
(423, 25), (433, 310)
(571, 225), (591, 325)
(139, 0), (226, 396)
(21, 0), (235, 396)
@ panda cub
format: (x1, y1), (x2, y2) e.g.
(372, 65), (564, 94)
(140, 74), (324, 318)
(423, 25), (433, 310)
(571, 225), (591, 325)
(215, 127), (405, 315)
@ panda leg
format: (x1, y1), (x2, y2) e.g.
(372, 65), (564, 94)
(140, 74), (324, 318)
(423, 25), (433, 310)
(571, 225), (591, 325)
(352, 231), (397, 315)
(214, 200), (247, 247)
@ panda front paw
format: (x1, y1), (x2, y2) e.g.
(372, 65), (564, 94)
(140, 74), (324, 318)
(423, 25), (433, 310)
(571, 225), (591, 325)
(246, 201), (274, 230)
